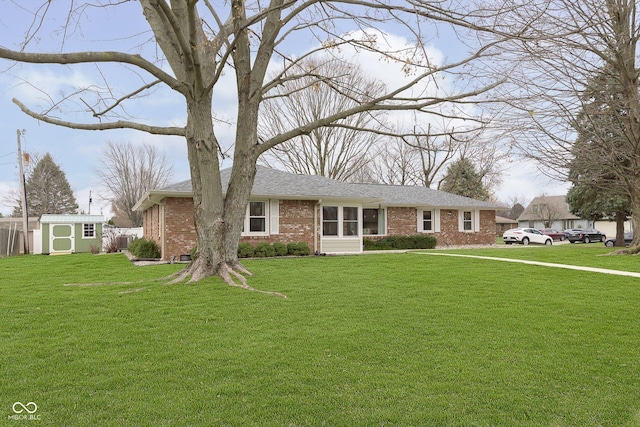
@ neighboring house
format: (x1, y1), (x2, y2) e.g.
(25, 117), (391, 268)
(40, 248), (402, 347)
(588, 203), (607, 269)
(594, 218), (633, 237)
(34, 214), (106, 255)
(134, 166), (504, 260)
(495, 216), (518, 236)
(517, 195), (586, 230)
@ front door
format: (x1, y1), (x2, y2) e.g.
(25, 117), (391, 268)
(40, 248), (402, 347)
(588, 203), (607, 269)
(50, 224), (74, 253)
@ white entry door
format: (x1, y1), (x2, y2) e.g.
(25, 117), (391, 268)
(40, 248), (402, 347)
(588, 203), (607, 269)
(50, 224), (75, 253)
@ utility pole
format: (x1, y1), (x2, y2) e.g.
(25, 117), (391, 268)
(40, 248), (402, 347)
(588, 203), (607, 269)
(17, 129), (29, 254)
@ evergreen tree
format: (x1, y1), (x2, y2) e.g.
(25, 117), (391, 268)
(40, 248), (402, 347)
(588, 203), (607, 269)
(439, 158), (490, 201)
(567, 66), (633, 246)
(12, 153), (78, 217)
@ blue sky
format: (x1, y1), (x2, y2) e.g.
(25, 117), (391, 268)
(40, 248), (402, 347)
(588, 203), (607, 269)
(0, 2), (569, 217)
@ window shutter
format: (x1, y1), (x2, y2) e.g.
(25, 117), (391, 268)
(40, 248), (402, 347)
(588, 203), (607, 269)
(417, 209), (423, 232)
(474, 210), (481, 232)
(458, 211), (464, 232)
(269, 199), (279, 234)
(434, 209), (441, 233)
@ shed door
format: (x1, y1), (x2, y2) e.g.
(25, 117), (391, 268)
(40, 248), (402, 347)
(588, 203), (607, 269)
(50, 224), (75, 253)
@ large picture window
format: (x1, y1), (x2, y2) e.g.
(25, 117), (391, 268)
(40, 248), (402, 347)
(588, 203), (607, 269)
(363, 208), (385, 235)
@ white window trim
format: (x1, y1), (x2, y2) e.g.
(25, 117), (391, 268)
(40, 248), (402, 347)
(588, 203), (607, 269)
(322, 204), (361, 238)
(82, 223), (96, 239)
(241, 199), (279, 236)
(417, 208), (441, 233)
(458, 209), (481, 232)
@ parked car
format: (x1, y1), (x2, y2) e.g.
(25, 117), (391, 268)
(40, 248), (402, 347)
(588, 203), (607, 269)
(604, 233), (633, 247)
(540, 228), (566, 241)
(565, 228), (606, 243)
(503, 228), (553, 245)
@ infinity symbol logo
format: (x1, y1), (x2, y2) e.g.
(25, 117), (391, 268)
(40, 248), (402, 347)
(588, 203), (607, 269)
(12, 402), (38, 414)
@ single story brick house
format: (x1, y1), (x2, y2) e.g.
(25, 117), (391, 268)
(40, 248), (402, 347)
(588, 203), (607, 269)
(133, 166), (504, 260)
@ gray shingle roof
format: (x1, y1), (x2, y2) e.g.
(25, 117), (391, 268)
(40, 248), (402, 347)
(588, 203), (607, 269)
(145, 166), (502, 210)
(517, 195), (578, 221)
(354, 183), (504, 209)
(160, 166), (376, 200)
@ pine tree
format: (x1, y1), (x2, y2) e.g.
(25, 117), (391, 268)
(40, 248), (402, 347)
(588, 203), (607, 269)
(12, 153), (78, 217)
(439, 158), (490, 201)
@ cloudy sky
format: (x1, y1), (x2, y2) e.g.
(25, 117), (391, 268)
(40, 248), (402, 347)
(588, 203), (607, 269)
(0, 2), (569, 217)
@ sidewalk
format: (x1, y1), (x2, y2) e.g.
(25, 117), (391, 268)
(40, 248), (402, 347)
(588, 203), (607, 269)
(417, 252), (640, 278)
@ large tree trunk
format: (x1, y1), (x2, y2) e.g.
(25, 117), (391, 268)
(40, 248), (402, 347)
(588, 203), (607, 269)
(630, 193), (640, 247)
(614, 211), (627, 247)
(170, 96), (256, 286)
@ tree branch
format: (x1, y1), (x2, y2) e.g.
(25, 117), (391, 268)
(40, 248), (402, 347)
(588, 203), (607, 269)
(12, 98), (186, 136)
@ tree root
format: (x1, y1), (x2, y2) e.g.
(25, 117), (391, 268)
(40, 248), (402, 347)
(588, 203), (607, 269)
(165, 260), (287, 298)
(605, 245), (640, 256)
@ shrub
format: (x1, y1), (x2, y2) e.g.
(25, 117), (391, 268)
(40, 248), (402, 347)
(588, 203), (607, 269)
(128, 238), (161, 259)
(102, 227), (120, 253)
(287, 241), (311, 256)
(237, 243), (255, 258)
(363, 235), (436, 250)
(272, 242), (288, 256)
(254, 243), (276, 258)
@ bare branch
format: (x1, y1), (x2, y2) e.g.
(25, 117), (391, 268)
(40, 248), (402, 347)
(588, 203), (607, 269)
(12, 98), (186, 136)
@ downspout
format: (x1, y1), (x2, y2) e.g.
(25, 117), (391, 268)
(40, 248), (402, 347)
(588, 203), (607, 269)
(314, 199), (322, 255)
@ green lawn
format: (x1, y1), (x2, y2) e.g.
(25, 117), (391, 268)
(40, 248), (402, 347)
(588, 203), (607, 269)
(1, 248), (640, 426)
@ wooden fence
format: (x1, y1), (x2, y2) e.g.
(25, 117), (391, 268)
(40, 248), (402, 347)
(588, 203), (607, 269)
(0, 227), (21, 257)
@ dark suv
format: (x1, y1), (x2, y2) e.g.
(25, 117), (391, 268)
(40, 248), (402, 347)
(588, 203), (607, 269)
(565, 228), (606, 244)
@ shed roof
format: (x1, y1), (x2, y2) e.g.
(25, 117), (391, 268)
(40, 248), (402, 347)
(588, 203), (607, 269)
(40, 214), (106, 224)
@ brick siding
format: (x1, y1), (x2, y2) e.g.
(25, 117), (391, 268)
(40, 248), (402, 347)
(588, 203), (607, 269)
(144, 198), (496, 260)
(381, 206), (496, 246)
(146, 198), (319, 260)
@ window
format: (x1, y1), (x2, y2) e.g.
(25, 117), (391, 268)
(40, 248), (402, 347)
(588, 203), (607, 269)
(241, 200), (279, 235)
(363, 208), (385, 235)
(458, 210), (480, 232)
(462, 211), (472, 231)
(322, 206), (338, 236)
(322, 205), (360, 237)
(423, 210), (433, 232)
(83, 223), (95, 238)
(249, 201), (266, 232)
(343, 207), (358, 236)
(418, 209), (440, 233)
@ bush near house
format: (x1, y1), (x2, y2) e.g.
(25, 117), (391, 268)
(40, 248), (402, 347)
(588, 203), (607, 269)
(254, 243), (276, 258)
(364, 235), (437, 250)
(238, 241), (311, 258)
(128, 238), (161, 259)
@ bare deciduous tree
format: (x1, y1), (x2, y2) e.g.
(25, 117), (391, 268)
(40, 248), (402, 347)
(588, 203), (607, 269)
(490, 0), (640, 245)
(97, 141), (174, 227)
(0, 1), (522, 286)
(259, 58), (387, 182)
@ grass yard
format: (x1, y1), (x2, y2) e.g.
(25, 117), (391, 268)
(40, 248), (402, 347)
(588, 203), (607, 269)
(1, 247), (640, 426)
